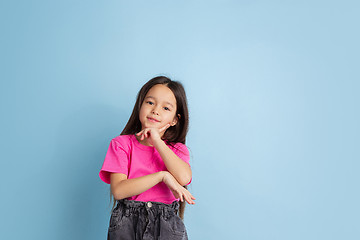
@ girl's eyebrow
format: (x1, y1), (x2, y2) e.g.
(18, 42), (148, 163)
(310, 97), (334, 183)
(145, 96), (174, 108)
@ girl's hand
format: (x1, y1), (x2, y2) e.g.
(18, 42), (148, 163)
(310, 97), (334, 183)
(162, 171), (196, 205)
(136, 123), (171, 146)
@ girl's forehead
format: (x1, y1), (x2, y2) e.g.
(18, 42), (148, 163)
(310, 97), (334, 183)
(145, 85), (176, 104)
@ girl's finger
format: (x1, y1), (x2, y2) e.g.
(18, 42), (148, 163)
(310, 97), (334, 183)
(184, 194), (191, 204)
(141, 131), (145, 140)
(188, 193), (195, 204)
(160, 123), (170, 133)
(186, 195), (194, 205)
(142, 131), (146, 139)
(185, 193), (195, 204)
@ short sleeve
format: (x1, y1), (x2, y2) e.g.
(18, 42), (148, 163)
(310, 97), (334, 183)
(173, 143), (192, 185)
(99, 138), (129, 184)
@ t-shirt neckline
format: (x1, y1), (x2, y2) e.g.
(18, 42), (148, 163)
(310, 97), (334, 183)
(131, 134), (169, 150)
(132, 134), (154, 150)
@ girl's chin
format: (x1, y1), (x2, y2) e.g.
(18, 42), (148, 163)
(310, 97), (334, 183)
(142, 124), (161, 129)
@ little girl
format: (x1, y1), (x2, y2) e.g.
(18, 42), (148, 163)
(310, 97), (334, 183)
(99, 76), (195, 240)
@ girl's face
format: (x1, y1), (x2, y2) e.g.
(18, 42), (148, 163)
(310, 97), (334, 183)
(139, 84), (179, 132)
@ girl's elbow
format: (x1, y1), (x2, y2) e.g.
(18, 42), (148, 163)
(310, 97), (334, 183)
(179, 174), (192, 186)
(112, 191), (126, 201)
(111, 185), (125, 200)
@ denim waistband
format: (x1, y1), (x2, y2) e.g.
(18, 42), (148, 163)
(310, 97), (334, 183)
(117, 199), (180, 211)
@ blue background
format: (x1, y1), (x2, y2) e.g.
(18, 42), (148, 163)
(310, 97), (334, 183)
(1, 1), (359, 239)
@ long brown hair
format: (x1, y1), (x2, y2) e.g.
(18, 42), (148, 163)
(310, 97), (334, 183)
(108, 75), (190, 220)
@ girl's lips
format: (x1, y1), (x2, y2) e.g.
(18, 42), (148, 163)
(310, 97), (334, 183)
(147, 117), (159, 123)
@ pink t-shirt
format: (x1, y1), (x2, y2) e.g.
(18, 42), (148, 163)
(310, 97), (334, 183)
(99, 134), (191, 204)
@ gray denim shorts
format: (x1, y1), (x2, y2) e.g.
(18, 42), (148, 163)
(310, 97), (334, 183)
(107, 199), (188, 240)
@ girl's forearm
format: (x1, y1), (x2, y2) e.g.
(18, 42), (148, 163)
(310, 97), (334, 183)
(153, 139), (192, 186)
(112, 171), (165, 200)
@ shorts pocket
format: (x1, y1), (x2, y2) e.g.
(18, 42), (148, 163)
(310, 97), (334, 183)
(108, 208), (125, 232)
(160, 213), (186, 237)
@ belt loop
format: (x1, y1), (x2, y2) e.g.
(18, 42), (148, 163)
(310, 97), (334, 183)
(125, 208), (130, 216)
(162, 208), (167, 220)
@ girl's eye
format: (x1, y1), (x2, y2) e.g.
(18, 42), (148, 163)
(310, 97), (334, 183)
(146, 101), (170, 111)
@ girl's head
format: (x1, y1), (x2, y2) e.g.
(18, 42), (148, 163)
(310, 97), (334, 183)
(121, 76), (189, 144)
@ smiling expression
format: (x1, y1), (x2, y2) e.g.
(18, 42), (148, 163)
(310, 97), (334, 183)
(139, 84), (179, 133)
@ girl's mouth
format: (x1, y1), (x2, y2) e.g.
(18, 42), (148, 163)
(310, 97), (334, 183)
(147, 117), (159, 123)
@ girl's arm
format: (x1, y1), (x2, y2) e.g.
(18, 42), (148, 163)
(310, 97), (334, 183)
(110, 172), (164, 200)
(153, 139), (192, 186)
(136, 125), (192, 186)
(110, 171), (195, 204)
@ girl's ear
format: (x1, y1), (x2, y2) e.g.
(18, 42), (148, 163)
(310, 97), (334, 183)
(171, 114), (181, 126)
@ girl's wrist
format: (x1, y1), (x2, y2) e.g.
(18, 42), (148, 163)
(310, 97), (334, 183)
(160, 171), (168, 182)
(153, 137), (165, 148)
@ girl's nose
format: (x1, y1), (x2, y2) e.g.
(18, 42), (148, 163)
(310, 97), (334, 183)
(152, 108), (159, 115)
